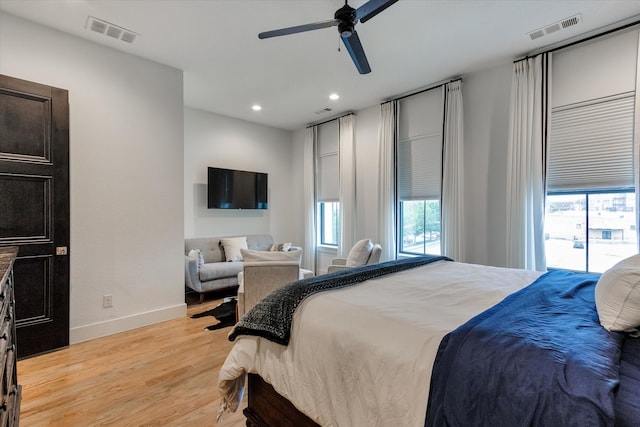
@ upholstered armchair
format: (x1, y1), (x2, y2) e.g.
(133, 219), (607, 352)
(236, 248), (313, 317)
(327, 239), (382, 272)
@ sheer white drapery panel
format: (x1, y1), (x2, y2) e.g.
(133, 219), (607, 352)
(636, 32), (640, 248)
(506, 54), (549, 271)
(441, 80), (465, 262)
(338, 114), (356, 257)
(303, 126), (317, 272)
(377, 101), (397, 261)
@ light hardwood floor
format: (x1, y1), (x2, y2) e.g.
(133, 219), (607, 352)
(17, 293), (247, 427)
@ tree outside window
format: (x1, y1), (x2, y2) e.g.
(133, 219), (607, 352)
(399, 199), (441, 255)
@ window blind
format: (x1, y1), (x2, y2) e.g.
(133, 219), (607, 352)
(316, 120), (339, 202)
(396, 88), (444, 202)
(397, 133), (442, 200)
(547, 93), (635, 192)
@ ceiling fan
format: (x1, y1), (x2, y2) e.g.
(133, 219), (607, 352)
(258, 0), (400, 74)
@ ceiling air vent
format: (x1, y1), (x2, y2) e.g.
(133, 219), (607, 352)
(528, 14), (582, 41)
(314, 108), (333, 115)
(562, 15), (581, 29)
(529, 29), (545, 40)
(86, 16), (138, 44)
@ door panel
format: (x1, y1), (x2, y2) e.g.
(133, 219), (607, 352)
(0, 174), (51, 240)
(0, 74), (69, 359)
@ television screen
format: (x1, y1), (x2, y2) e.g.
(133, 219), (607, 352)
(207, 167), (268, 209)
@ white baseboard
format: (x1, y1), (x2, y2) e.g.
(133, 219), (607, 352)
(70, 303), (187, 344)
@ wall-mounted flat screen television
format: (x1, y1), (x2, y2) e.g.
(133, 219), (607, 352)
(207, 167), (268, 209)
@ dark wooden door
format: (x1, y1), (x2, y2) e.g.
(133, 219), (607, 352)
(0, 74), (70, 359)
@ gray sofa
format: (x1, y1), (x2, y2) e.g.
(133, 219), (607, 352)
(184, 234), (301, 302)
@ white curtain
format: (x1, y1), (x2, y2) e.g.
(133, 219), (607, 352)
(377, 101), (397, 261)
(441, 80), (465, 262)
(338, 114), (356, 257)
(635, 31), (640, 249)
(506, 53), (550, 271)
(303, 126), (317, 272)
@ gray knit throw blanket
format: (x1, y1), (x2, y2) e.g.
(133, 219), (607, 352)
(228, 255), (451, 345)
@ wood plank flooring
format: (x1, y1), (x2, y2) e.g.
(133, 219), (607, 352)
(17, 293), (247, 426)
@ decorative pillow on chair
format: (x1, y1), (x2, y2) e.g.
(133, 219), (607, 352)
(595, 253), (640, 333)
(241, 248), (302, 264)
(220, 237), (248, 262)
(346, 239), (374, 267)
(187, 249), (205, 267)
(270, 242), (292, 252)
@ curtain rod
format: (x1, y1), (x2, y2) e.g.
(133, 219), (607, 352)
(514, 17), (640, 63)
(382, 77), (462, 104)
(306, 112), (354, 128)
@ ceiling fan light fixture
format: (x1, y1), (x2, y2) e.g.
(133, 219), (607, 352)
(338, 20), (354, 38)
(340, 28), (354, 38)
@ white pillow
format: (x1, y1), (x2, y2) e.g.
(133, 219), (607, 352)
(241, 248), (301, 264)
(595, 253), (640, 332)
(346, 239), (373, 267)
(270, 242), (292, 252)
(187, 248), (204, 267)
(220, 236), (248, 262)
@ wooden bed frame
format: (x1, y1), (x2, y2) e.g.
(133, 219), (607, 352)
(244, 374), (320, 427)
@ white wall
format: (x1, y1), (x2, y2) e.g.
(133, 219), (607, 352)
(463, 62), (514, 267)
(184, 107), (300, 246)
(0, 13), (186, 343)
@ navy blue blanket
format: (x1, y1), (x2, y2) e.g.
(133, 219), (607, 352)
(426, 270), (625, 427)
(615, 336), (640, 427)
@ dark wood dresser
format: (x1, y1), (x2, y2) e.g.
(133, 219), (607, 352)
(0, 248), (20, 426)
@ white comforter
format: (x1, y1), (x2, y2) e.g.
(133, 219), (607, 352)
(218, 261), (543, 426)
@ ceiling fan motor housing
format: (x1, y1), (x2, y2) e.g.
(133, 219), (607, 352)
(335, 3), (357, 37)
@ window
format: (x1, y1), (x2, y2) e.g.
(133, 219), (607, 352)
(546, 31), (638, 272)
(319, 201), (339, 246)
(545, 192), (636, 272)
(399, 199), (441, 255)
(396, 89), (443, 256)
(545, 93), (636, 272)
(316, 120), (339, 247)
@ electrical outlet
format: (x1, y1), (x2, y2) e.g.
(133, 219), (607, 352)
(103, 294), (113, 308)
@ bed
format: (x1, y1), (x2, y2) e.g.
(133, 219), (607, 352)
(217, 255), (640, 426)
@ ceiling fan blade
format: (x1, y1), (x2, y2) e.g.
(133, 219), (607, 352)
(259, 19), (339, 39)
(341, 30), (371, 74)
(356, 0), (399, 23)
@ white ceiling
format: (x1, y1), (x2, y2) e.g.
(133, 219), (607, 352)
(1, 0), (639, 131)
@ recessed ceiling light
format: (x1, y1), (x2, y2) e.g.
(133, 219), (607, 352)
(329, 93), (340, 101)
(252, 104), (262, 111)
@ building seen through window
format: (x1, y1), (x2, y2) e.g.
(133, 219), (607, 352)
(545, 192), (637, 272)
